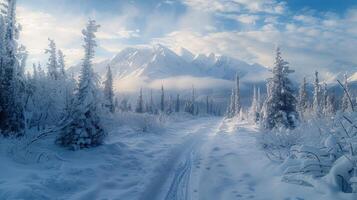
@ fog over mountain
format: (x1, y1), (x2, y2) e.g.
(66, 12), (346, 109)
(70, 44), (270, 94)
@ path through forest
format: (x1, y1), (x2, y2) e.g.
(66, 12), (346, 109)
(140, 118), (328, 200)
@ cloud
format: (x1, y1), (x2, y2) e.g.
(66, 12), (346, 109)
(114, 75), (233, 92)
(16, 4), (142, 68)
(17, 6), (85, 66)
(14, 0), (357, 83)
(182, 0), (286, 14)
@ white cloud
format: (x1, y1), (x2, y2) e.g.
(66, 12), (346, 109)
(293, 15), (319, 24)
(17, 6), (85, 66)
(182, 0), (286, 14)
(114, 75), (233, 92)
(224, 14), (260, 24)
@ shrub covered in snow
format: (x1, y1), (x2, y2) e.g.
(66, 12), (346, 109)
(261, 112), (357, 193)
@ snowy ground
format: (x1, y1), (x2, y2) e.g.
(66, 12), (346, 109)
(0, 116), (353, 200)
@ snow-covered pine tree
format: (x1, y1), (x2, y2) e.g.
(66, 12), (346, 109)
(45, 39), (59, 80)
(56, 20), (106, 150)
(313, 71), (322, 116)
(321, 82), (328, 115)
(226, 88), (235, 118)
(0, 0), (25, 136)
(160, 85), (165, 113)
(249, 86), (259, 122)
(167, 94), (173, 114)
(262, 47), (298, 129)
(324, 93), (335, 116)
(120, 98), (130, 112)
(0, 14), (5, 54)
(341, 74), (353, 112)
(298, 77), (308, 119)
(184, 86), (196, 115)
(234, 74), (241, 115)
(206, 96), (210, 114)
(103, 65), (115, 113)
(175, 94), (180, 113)
(135, 88), (144, 113)
(57, 50), (66, 79)
(147, 90), (154, 114)
(209, 98), (214, 115)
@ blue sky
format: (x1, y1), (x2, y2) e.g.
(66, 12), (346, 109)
(13, 0), (357, 77)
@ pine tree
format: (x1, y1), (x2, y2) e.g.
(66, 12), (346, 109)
(0, 0), (25, 136)
(56, 20), (105, 150)
(341, 74), (352, 112)
(234, 74), (241, 115)
(313, 71), (322, 116)
(226, 88), (235, 118)
(324, 94), (335, 116)
(0, 14), (5, 55)
(249, 86), (259, 122)
(184, 86), (196, 115)
(167, 94), (173, 114)
(321, 82), (328, 115)
(135, 88), (144, 113)
(103, 65), (115, 113)
(147, 90), (154, 114)
(210, 99), (214, 115)
(160, 85), (165, 113)
(206, 96), (210, 114)
(120, 98), (130, 112)
(58, 50), (66, 78)
(45, 39), (59, 80)
(262, 47), (298, 129)
(298, 77), (308, 119)
(175, 94), (180, 113)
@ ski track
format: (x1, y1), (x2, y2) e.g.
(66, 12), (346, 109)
(138, 118), (221, 200)
(142, 118), (335, 200)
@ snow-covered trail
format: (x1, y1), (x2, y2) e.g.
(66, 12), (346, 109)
(141, 118), (334, 200)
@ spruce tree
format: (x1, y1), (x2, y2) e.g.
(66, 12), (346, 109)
(45, 39), (59, 80)
(56, 20), (105, 150)
(341, 74), (352, 112)
(0, 0), (25, 136)
(324, 94), (335, 116)
(160, 85), (165, 113)
(226, 88), (235, 118)
(262, 47), (298, 129)
(103, 65), (115, 113)
(175, 94), (180, 113)
(58, 50), (66, 78)
(167, 94), (173, 114)
(147, 90), (154, 114)
(313, 71), (321, 116)
(321, 82), (328, 115)
(206, 96), (210, 114)
(234, 74), (241, 115)
(249, 86), (259, 122)
(184, 86), (196, 115)
(298, 77), (308, 119)
(135, 88), (144, 113)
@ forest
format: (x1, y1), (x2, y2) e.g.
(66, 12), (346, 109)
(0, 0), (357, 199)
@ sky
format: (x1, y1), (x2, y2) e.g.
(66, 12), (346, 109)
(12, 0), (357, 77)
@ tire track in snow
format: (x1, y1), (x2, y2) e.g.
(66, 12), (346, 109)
(137, 118), (222, 200)
(164, 145), (194, 200)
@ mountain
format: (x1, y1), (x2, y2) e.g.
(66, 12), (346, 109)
(91, 44), (200, 80)
(319, 60), (357, 84)
(87, 44), (269, 82)
(68, 44), (270, 94)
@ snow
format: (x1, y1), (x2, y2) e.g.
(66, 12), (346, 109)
(68, 44), (268, 85)
(1, 116), (353, 199)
